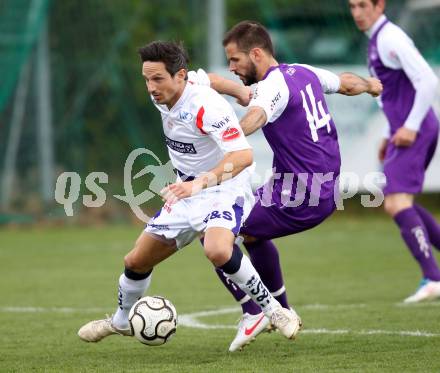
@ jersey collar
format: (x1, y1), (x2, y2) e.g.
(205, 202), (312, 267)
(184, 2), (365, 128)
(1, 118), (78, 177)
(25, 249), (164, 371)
(169, 82), (193, 112)
(262, 64), (282, 80)
(365, 15), (387, 39)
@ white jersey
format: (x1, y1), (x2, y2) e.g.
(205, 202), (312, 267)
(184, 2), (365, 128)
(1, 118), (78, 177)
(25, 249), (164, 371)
(146, 70), (255, 248)
(152, 77), (251, 180)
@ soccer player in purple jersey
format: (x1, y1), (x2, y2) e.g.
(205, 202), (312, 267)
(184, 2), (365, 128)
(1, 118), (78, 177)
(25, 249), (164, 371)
(205, 21), (383, 351)
(350, 0), (440, 303)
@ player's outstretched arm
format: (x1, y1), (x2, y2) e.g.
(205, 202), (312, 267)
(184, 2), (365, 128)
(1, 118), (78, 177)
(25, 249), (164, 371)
(160, 149), (253, 204)
(208, 73), (252, 106)
(338, 73), (383, 97)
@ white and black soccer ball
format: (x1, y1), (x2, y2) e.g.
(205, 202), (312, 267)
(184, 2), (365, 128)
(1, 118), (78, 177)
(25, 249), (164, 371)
(128, 296), (177, 346)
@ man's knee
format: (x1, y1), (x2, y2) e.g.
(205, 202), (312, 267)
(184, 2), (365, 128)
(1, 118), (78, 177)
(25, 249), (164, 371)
(204, 240), (231, 266)
(384, 194), (413, 217)
(383, 198), (396, 216)
(124, 252), (148, 273)
(203, 229), (234, 266)
(123, 234), (164, 273)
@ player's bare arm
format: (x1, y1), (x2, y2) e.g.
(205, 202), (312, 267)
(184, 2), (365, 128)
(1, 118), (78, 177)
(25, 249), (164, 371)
(161, 149), (253, 204)
(239, 106), (267, 135)
(208, 73), (252, 106)
(338, 73), (383, 97)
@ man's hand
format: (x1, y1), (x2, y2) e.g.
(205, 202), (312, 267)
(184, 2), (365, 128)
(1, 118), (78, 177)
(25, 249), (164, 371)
(378, 138), (388, 162)
(236, 86), (252, 106)
(160, 180), (203, 204)
(391, 127), (417, 147)
(366, 77), (383, 97)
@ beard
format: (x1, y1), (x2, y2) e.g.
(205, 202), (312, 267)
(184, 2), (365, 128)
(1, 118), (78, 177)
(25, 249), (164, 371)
(241, 61), (258, 85)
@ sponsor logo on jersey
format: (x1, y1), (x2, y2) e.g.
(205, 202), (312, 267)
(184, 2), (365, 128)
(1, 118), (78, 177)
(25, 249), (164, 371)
(147, 223), (170, 230)
(252, 86), (259, 100)
(179, 111), (194, 121)
(165, 135), (197, 154)
(221, 127), (241, 141)
(213, 115), (231, 129)
(163, 202), (172, 213)
(286, 66), (296, 76)
(270, 92), (281, 111)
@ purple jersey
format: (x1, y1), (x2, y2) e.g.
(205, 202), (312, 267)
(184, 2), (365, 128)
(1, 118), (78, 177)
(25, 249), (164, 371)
(367, 17), (439, 195)
(368, 18), (439, 135)
(249, 64), (341, 206)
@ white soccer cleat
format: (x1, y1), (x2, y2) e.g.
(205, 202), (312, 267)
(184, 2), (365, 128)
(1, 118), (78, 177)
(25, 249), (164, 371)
(229, 312), (270, 352)
(270, 307), (302, 340)
(78, 316), (132, 342)
(403, 279), (440, 303)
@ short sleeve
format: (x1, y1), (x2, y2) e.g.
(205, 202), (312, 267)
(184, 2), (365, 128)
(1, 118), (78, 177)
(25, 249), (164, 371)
(248, 69), (289, 125)
(295, 64), (341, 94)
(196, 94), (251, 153)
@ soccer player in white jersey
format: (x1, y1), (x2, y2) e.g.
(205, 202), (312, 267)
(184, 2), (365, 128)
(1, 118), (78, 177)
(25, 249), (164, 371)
(77, 41), (302, 346)
(350, 0), (440, 302)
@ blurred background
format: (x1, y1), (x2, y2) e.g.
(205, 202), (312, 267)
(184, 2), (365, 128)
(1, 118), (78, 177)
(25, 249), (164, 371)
(0, 0), (439, 225)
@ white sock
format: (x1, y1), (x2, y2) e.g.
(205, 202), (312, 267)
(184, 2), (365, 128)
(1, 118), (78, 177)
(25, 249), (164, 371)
(225, 254), (280, 316)
(112, 273), (151, 329)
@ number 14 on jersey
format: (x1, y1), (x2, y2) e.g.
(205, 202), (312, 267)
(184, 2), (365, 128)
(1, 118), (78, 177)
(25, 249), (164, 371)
(301, 83), (332, 142)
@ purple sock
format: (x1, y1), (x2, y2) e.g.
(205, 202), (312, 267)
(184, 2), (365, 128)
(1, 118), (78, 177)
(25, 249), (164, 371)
(244, 240), (289, 309)
(414, 204), (440, 251)
(394, 207), (440, 281)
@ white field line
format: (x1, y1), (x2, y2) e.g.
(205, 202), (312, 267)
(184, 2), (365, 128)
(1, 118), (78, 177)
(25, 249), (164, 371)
(300, 329), (440, 338)
(0, 303), (366, 315)
(178, 307), (440, 338)
(395, 301), (440, 308)
(1, 304), (439, 338)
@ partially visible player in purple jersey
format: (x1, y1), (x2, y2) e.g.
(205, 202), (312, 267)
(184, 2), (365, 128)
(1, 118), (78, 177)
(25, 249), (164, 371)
(204, 21), (382, 351)
(350, 0), (440, 303)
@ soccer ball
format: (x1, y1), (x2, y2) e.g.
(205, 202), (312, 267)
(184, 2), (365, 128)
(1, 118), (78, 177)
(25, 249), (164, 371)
(129, 296), (177, 346)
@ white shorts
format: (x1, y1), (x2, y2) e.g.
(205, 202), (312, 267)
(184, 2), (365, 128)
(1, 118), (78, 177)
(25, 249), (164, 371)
(144, 180), (254, 249)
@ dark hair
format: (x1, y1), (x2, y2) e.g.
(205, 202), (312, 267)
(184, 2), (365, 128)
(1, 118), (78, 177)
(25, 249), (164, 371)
(138, 41), (189, 76)
(222, 21), (274, 55)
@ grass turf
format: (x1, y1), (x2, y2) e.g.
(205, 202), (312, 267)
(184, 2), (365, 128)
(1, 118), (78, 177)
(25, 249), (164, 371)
(1, 214), (440, 372)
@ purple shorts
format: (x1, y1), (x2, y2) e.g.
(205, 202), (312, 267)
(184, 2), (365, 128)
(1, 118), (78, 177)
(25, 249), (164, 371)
(383, 120), (439, 196)
(240, 194), (336, 240)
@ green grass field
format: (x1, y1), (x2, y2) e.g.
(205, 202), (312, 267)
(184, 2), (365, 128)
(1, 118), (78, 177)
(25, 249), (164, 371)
(1, 214), (440, 372)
